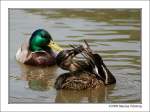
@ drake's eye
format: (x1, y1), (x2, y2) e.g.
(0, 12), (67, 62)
(42, 35), (47, 38)
(42, 34), (49, 38)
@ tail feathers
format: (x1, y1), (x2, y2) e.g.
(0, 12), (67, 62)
(102, 64), (116, 85)
(105, 73), (116, 85)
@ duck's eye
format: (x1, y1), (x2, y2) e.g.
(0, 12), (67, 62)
(41, 35), (46, 38)
(42, 34), (50, 39)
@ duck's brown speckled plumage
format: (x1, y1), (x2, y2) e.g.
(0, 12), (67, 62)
(55, 71), (104, 90)
(55, 42), (116, 90)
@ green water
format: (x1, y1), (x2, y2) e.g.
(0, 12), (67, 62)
(9, 9), (141, 103)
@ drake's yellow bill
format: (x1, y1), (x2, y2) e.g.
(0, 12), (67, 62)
(48, 41), (63, 52)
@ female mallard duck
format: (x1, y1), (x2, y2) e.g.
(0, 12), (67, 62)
(55, 41), (116, 90)
(16, 29), (63, 66)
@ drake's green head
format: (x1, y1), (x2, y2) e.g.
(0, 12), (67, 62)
(29, 29), (63, 52)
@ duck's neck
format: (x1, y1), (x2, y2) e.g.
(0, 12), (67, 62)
(30, 45), (43, 52)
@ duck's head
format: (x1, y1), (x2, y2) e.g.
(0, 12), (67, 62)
(56, 46), (84, 71)
(29, 29), (63, 53)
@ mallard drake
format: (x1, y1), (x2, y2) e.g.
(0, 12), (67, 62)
(16, 29), (63, 66)
(55, 41), (116, 90)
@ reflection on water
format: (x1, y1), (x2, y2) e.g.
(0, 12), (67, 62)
(9, 9), (141, 103)
(18, 63), (58, 91)
(55, 85), (115, 103)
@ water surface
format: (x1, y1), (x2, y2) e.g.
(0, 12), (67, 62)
(9, 9), (141, 103)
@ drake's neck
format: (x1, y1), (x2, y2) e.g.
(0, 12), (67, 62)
(30, 45), (53, 54)
(30, 45), (43, 52)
